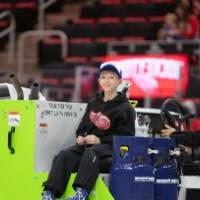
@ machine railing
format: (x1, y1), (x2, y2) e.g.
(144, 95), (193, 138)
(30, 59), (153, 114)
(0, 11), (16, 63)
(17, 30), (67, 80)
(38, 0), (59, 30)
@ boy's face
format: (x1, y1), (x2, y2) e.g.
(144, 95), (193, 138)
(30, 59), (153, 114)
(98, 70), (121, 93)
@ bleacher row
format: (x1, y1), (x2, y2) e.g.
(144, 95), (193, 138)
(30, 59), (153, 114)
(80, 0), (175, 19)
(39, 38), (200, 68)
(0, 0), (38, 31)
(38, 0), (199, 68)
(39, 0), (177, 66)
(0, 0), (37, 49)
(0, 0), (64, 49)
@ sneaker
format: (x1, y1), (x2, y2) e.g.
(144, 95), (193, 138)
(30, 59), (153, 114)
(67, 187), (88, 200)
(42, 190), (55, 200)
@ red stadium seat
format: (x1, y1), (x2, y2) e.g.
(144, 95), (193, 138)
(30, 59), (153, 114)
(0, 2), (13, 11)
(99, 4), (125, 18)
(100, 0), (123, 4)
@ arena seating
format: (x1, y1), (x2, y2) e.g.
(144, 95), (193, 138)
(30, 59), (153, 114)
(0, 0), (65, 49)
(37, 0), (200, 102)
(2, 0), (199, 103)
(38, 0), (177, 67)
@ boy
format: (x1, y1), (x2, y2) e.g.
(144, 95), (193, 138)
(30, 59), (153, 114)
(42, 63), (135, 200)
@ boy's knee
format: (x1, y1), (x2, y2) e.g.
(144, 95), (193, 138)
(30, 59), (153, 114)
(83, 148), (99, 163)
(55, 150), (74, 161)
(84, 147), (95, 154)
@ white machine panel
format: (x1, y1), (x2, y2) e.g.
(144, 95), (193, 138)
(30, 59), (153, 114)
(35, 101), (87, 172)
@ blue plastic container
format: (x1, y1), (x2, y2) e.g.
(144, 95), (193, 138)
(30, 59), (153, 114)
(110, 136), (154, 200)
(152, 138), (178, 200)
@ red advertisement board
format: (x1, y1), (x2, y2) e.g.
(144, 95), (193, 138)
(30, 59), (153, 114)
(104, 55), (189, 98)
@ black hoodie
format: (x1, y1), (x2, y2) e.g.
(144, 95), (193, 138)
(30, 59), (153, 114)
(76, 92), (135, 145)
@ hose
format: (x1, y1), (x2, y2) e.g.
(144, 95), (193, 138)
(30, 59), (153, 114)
(29, 82), (40, 100)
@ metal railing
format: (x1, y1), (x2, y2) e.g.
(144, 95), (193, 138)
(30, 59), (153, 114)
(0, 11), (16, 63)
(17, 30), (67, 80)
(38, 0), (59, 30)
(107, 39), (200, 68)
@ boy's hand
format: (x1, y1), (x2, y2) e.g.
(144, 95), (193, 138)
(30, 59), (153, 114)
(76, 136), (85, 145)
(161, 124), (176, 137)
(85, 135), (100, 145)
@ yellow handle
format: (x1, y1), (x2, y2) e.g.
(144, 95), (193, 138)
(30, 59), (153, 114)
(129, 100), (138, 108)
(120, 146), (129, 152)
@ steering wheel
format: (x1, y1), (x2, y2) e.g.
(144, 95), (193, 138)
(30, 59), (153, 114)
(160, 98), (192, 131)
